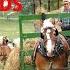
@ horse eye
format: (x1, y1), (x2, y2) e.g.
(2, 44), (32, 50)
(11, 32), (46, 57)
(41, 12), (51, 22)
(53, 32), (56, 36)
(54, 33), (56, 36)
(44, 28), (47, 32)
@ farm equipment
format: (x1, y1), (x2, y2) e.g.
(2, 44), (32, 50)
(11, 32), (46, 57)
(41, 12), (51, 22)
(19, 13), (70, 70)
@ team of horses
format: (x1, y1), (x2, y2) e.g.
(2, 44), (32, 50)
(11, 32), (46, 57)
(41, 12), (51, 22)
(0, 18), (69, 70)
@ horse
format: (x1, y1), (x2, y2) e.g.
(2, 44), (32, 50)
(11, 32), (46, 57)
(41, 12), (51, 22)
(34, 19), (69, 70)
(0, 36), (12, 65)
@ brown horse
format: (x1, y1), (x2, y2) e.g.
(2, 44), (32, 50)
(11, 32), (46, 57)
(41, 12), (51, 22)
(34, 20), (69, 70)
(0, 36), (11, 63)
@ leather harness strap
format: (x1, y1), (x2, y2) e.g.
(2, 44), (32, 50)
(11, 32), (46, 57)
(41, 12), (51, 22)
(32, 34), (69, 61)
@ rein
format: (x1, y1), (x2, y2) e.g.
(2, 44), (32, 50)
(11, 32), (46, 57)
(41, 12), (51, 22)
(53, 36), (64, 57)
(32, 35), (67, 68)
(37, 35), (65, 58)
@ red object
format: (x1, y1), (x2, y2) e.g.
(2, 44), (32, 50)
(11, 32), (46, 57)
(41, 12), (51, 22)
(0, 0), (11, 11)
(0, 0), (23, 12)
(13, 0), (23, 11)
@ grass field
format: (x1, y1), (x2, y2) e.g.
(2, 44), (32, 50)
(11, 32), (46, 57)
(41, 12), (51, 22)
(0, 19), (19, 40)
(0, 10), (59, 40)
(0, 18), (35, 40)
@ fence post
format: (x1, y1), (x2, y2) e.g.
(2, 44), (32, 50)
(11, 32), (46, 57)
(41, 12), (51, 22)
(48, 0), (50, 12)
(57, 0), (59, 9)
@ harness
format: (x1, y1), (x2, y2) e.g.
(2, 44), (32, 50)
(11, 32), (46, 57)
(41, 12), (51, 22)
(37, 38), (64, 58)
(32, 35), (65, 62)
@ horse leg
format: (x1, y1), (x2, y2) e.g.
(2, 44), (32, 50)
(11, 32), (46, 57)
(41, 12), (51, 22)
(52, 54), (68, 70)
(35, 52), (49, 70)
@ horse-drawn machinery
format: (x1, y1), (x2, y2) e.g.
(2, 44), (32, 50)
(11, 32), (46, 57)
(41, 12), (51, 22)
(19, 13), (70, 70)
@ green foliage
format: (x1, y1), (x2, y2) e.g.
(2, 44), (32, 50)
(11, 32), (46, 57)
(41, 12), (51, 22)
(21, 0), (63, 14)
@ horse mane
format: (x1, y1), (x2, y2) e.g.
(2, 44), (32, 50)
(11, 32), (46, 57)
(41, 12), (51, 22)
(50, 18), (62, 32)
(59, 34), (69, 51)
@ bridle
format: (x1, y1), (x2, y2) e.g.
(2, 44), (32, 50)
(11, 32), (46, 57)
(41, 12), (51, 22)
(41, 27), (58, 40)
(40, 27), (65, 57)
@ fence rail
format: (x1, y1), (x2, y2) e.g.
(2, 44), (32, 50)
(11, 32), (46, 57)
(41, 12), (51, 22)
(19, 13), (70, 21)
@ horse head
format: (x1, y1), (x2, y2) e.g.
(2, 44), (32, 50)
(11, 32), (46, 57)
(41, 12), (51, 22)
(3, 36), (9, 45)
(41, 18), (59, 57)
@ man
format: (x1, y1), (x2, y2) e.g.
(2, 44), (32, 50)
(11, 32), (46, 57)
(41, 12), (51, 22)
(59, 0), (70, 45)
(59, 0), (70, 30)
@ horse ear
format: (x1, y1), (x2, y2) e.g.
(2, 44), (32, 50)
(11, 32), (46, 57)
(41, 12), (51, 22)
(55, 29), (58, 36)
(51, 18), (55, 25)
(41, 13), (46, 22)
(40, 33), (44, 39)
(6, 40), (8, 43)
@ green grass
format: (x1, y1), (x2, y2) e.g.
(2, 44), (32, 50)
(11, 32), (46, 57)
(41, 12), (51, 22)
(22, 20), (35, 33)
(0, 19), (19, 40)
(0, 19), (35, 40)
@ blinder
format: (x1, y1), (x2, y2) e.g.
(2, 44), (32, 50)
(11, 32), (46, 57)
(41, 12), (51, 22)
(41, 33), (44, 39)
(55, 29), (58, 36)
(47, 27), (58, 36)
(40, 27), (59, 39)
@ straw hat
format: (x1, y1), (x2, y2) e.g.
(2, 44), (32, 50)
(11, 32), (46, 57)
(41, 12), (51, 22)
(68, 0), (70, 2)
(63, 0), (70, 2)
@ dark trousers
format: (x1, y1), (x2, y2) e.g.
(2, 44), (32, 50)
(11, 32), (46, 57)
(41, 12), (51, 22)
(61, 24), (70, 31)
(61, 24), (70, 46)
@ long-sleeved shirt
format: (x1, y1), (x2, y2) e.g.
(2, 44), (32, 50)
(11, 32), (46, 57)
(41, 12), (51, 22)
(59, 6), (70, 30)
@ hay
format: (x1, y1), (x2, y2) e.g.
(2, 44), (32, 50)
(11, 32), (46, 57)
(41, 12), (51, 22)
(23, 38), (38, 51)
(4, 48), (33, 70)
(4, 47), (20, 70)
(24, 56), (32, 64)
(4, 39), (38, 70)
